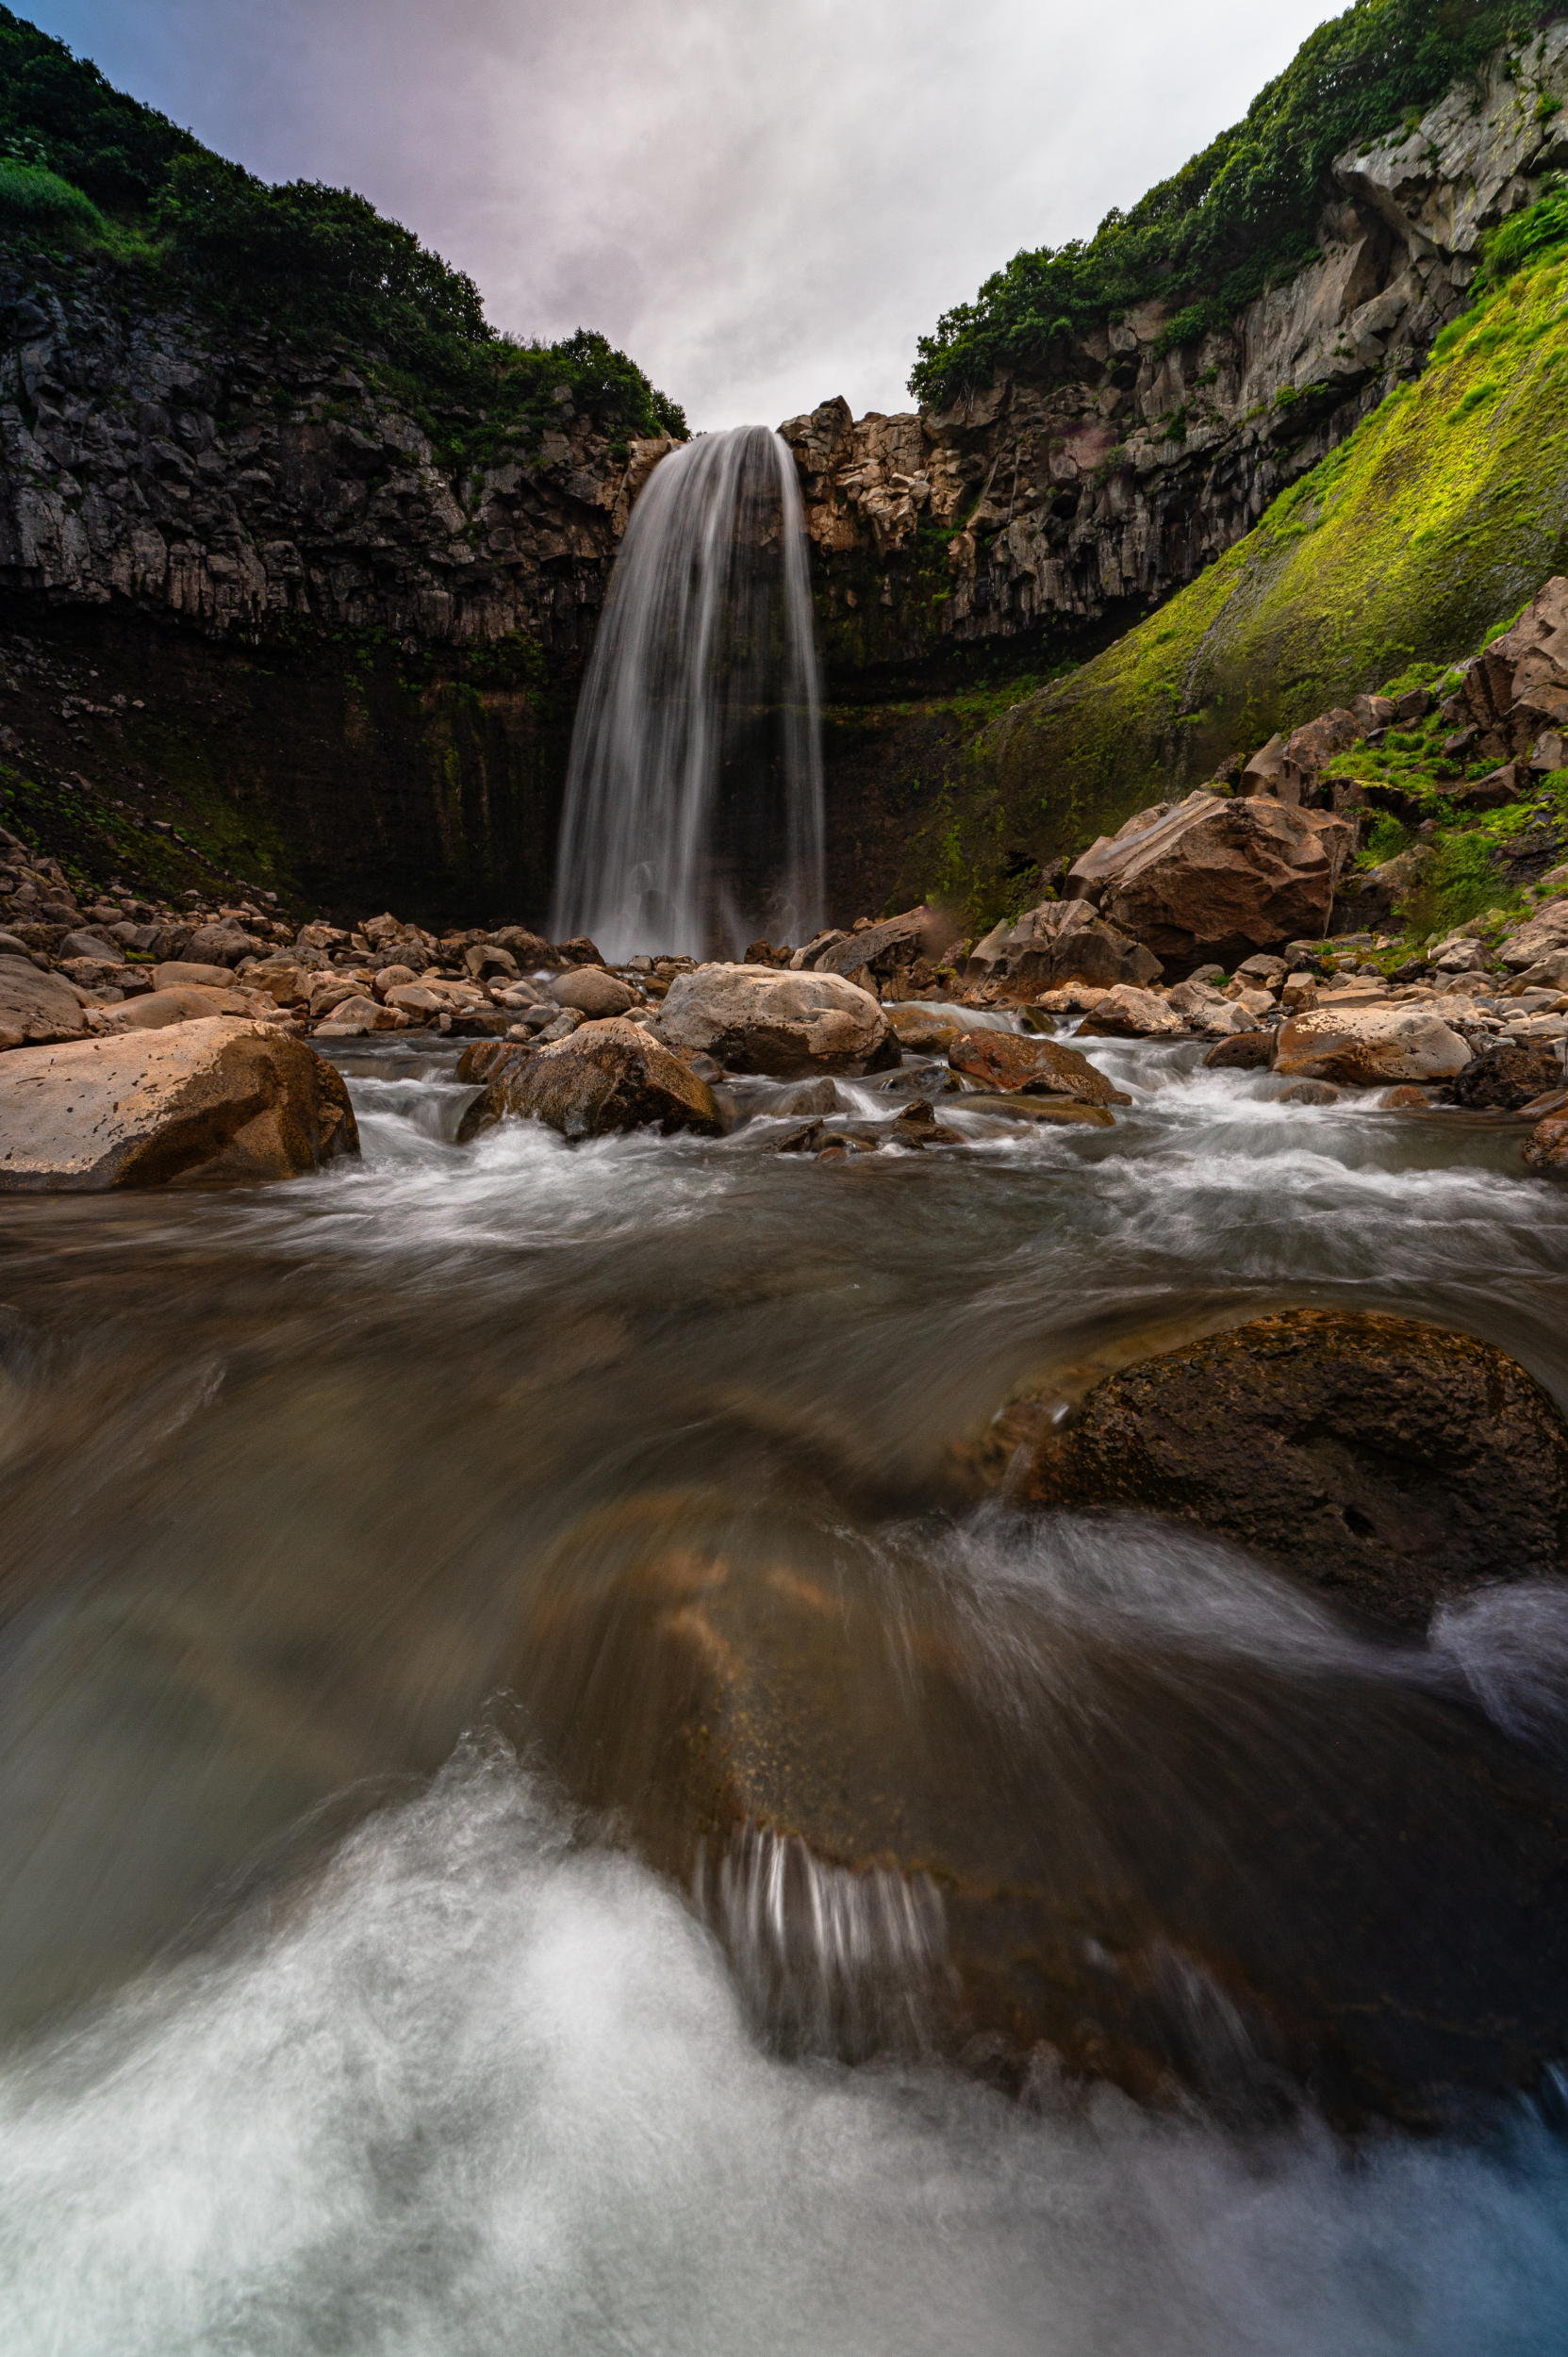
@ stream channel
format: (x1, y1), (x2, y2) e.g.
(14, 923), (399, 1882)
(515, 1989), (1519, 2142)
(3, 1014), (1568, 2350)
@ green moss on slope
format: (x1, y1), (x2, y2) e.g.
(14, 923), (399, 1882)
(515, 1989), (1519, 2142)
(894, 236), (1568, 930)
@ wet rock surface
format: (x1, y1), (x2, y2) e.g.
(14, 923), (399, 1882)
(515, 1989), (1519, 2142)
(1273, 1006), (1471, 1085)
(1025, 1309), (1568, 1625)
(947, 1028), (1128, 1105)
(458, 1016), (721, 1143)
(655, 964), (893, 1077)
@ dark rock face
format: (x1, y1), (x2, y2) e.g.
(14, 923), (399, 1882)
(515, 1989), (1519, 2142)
(1451, 1041), (1563, 1111)
(1068, 793), (1357, 965)
(947, 1028), (1128, 1106)
(1204, 1032), (1273, 1070)
(1025, 1309), (1568, 1625)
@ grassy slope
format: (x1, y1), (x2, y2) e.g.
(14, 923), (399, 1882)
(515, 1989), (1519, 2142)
(892, 244), (1568, 931)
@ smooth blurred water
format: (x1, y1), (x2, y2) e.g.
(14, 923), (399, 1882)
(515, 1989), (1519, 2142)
(0, 1026), (1566, 2350)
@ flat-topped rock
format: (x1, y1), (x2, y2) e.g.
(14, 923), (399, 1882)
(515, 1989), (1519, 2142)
(0, 1017), (358, 1190)
(656, 963), (893, 1077)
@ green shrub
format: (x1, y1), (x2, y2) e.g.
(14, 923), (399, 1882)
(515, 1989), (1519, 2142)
(909, 0), (1555, 405)
(0, 157), (101, 232)
(1474, 185), (1568, 290)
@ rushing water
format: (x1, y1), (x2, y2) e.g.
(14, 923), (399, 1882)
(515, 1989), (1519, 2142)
(550, 425), (825, 961)
(2, 1027), (1568, 2350)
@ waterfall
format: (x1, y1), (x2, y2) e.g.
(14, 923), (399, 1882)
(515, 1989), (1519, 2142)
(549, 425), (825, 962)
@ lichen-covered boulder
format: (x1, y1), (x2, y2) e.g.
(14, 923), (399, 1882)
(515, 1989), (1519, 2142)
(656, 963), (892, 1076)
(458, 1016), (720, 1142)
(947, 1028), (1128, 1105)
(0, 953), (87, 1050)
(0, 1016), (358, 1189)
(1025, 1309), (1568, 1624)
(1272, 1006), (1469, 1084)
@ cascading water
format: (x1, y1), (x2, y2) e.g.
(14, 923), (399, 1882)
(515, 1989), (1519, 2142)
(549, 425), (825, 962)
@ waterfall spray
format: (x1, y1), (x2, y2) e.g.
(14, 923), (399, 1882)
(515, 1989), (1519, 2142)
(550, 425), (825, 962)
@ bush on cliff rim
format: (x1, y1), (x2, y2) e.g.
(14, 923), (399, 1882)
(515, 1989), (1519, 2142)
(909, 0), (1554, 404)
(0, 8), (687, 454)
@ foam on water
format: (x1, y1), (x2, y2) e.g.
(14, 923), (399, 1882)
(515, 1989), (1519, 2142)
(1, 1737), (1565, 2357)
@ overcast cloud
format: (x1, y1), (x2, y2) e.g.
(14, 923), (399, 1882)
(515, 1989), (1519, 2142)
(29, 0), (1335, 431)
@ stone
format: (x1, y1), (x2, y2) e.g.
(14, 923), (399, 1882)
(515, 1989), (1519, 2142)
(0, 953), (89, 1050)
(947, 1028), (1128, 1105)
(1280, 972), (1318, 1011)
(1025, 1309), (1568, 1625)
(1067, 791), (1356, 965)
(1500, 896), (1568, 970)
(656, 963), (893, 1077)
(886, 1007), (963, 1053)
(458, 1015), (721, 1143)
(1072, 983), (1185, 1037)
(1448, 765), (1524, 811)
(964, 897), (1161, 992)
(1203, 1033), (1274, 1069)
(382, 984), (443, 1018)
(103, 985), (255, 1030)
(1234, 953), (1287, 982)
(1279, 1080), (1341, 1104)
(0, 1017), (358, 1190)
(1524, 1115), (1568, 1173)
(1450, 1041), (1563, 1111)
(811, 909), (929, 976)
(489, 928), (555, 967)
(454, 1039), (533, 1086)
(891, 1098), (966, 1146)
(1272, 1006), (1470, 1084)
(58, 928), (124, 964)
(314, 996), (406, 1036)
(773, 1078), (850, 1116)
(184, 921), (258, 967)
(945, 1093), (1115, 1127)
(371, 964), (420, 997)
(548, 967), (636, 1018)
(1380, 1084), (1436, 1109)
(155, 960), (242, 991)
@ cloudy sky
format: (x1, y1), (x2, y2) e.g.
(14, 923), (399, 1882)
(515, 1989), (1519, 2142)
(31, 0), (1335, 431)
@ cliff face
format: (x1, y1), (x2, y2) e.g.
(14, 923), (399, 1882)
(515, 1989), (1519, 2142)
(781, 27), (1568, 685)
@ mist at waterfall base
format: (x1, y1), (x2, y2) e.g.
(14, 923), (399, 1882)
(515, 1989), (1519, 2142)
(4, 1029), (1568, 2348)
(550, 425), (825, 963)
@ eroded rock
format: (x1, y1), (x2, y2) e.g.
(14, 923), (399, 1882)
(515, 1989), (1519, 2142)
(458, 1015), (721, 1142)
(1069, 794), (1356, 966)
(0, 953), (88, 1050)
(948, 1028), (1128, 1104)
(1273, 1006), (1469, 1084)
(1025, 1309), (1568, 1624)
(656, 963), (893, 1077)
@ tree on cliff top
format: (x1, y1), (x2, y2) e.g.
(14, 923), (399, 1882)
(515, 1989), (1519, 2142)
(910, 0), (1558, 404)
(0, 8), (687, 450)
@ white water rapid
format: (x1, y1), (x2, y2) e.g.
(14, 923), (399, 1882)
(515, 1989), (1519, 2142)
(550, 425), (825, 962)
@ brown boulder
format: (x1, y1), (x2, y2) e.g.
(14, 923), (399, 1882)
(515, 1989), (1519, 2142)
(0, 953), (88, 1050)
(184, 921), (258, 967)
(1068, 792), (1355, 965)
(966, 897), (1161, 992)
(1203, 1031), (1273, 1070)
(104, 985), (255, 1030)
(1272, 1006), (1469, 1085)
(948, 1028), (1128, 1105)
(1072, 983), (1184, 1037)
(457, 1015), (720, 1143)
(1025, 1309), (1568, 1625)
(548, 967), (636, 1017)
(0, 1017), (358, 1190)
(656, 964), (893, 1077)
(1524, 1114), (1568, 1174)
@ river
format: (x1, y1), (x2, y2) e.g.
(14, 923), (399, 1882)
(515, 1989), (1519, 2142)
(1, 1018), (1566, 2351)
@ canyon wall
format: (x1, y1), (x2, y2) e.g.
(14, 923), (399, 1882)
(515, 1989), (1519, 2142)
(1, 29), (1564, 923)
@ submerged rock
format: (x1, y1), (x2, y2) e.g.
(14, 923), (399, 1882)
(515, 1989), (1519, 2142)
(947, 1028), (1129, 1105)
(0, 1016), (358, 1189)
(656, 963), (894, 1077)
(508, 1487), (1568, 2125)
(1278, 1080), (1340, 1104)
(1025, 1309), (1568, 1625)
(458, 1015), (720, 1143)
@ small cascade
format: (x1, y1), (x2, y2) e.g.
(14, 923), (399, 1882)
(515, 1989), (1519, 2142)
(698, 1821), (950, 2062)
(550, 425), (825, 962)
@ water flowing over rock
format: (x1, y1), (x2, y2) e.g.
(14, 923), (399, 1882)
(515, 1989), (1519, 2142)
(946, 1029), (1127, 1106)
(1026, 1310), (1568, 1624)
(551, 426), (824, 962)
(0, 1016), (358, 1188)
(457, 1018), (721, 1143)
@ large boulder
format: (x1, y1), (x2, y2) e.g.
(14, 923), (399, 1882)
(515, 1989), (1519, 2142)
(1073, 982), (1185, 1037)
(548, 967), (635, 1017)
(947, 1028), (1128, 1106)
(656, 963), (893, 1077)
(184, 921), (259, 967)
(0, 953), (87, 1050)
(458, 1017), (721, 1143)
(1272, 1006), (1470, 1084)
(965, 897), (1161, 992)
(1451, 1042), (1562, 1111)
(1068, 791), (1356, 966)
(1500, 894), (1568, 970)
(103, 984), (256, 1030)
(0, 1017), (358, 1190)
(506, 1483), (1568, 2121)
(1025, 1309), (1568, 1625)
